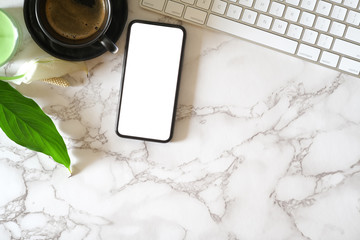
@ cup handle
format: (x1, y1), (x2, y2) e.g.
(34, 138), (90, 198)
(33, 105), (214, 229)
(99, 35), (118, 54)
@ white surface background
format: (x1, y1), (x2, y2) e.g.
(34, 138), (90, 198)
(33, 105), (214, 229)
(0, 1), (360, 239)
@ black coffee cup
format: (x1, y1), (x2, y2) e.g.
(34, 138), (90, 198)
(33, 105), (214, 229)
(35, 0), (118, 54)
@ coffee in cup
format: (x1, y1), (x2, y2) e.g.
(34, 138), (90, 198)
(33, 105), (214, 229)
(35, 0), (118, 54)
(45, 0), (106, 41)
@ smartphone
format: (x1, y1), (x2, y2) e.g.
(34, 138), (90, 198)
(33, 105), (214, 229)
(116, 20), (186, 143)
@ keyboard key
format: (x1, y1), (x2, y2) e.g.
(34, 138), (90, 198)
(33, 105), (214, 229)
(272, 19), (288, 34)
(242, 9), (258, 24)
(332, 39), (360, 60)
(297, 43), (321, 61)
(339, 57), (360, 75)
(184, 7), (207, 24)
(287, 24), (303, 39)
(286, 0), (300, 6)
(285, 7), (300, 21)
(227, 4), (242, 19)
(207, 14), (298, 53)
(239, 0), (254, 7)
(316, 1), (332, 16)
(165, 1), (185, 17)
(212, 0), (227, 14)
(302, 29), (318, 44)
(331, 5), (347, 21)
(300, 12), (315, 27)
(343, 0), (359, 8)
(254, 0), (270, 12)
(320, 51), (340, 67)
(269, 2), (285, 17)
(142, 0), (166, 11)
(301, 0), (317, 11)
(346, 10), (360, 25)
(317, 34), (333, 49)
(314, 16), (331, 32)
(345, 27), (360, 44)
(196, 0), (212, 9)
(257, 14), (273, 29)
(181, 0), (195, 4)
(329, 21), (346, 36)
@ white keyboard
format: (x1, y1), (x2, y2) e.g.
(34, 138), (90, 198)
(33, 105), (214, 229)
(140, 0), (360, 78)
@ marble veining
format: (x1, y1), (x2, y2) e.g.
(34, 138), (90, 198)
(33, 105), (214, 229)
(1, 1), (360, 240)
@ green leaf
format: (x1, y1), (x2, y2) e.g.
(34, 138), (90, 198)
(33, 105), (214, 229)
(0, 73), (26, 81)
(0, 81), (71, 172)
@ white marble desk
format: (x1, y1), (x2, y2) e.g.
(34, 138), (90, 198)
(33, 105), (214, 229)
(1, 1), (360, 239)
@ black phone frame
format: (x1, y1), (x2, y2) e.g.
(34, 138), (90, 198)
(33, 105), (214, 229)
(115, 20), (186, 143)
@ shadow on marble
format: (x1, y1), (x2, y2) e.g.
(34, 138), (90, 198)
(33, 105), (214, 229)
(69, 148), (103, 176)
(172, 29), (203, 142)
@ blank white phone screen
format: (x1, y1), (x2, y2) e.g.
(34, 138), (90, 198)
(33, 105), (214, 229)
(117, 22), (185, 142)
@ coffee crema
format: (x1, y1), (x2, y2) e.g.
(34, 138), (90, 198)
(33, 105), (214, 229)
(45, 0), (106, 41)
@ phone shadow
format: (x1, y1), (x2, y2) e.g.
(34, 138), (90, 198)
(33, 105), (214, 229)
(172, 26), (204, 142)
